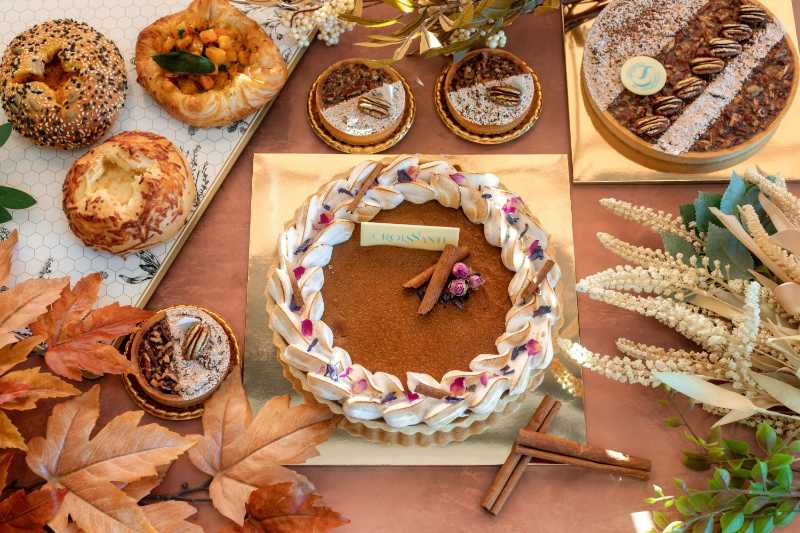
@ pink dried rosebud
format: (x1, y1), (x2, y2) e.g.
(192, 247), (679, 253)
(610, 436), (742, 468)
(526, 339), (541, 356)
(292, 266), (305, 280)
(467, 274), (484, 289)
(450, 173), (465, 184)
(479, 373), (489, 386)
(352, 378), (368, 394)
(318, 212), (332, 226)
(447, 279), (468, 297)
(452, 262), (471, 279)
(405, 391), (420, 402)
(501, 199), (518, 214)
(450, 377), (466, 394)
(301, 319), (313, 337)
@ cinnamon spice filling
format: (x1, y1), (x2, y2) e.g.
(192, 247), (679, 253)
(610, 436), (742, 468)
(321, 202), (514, 384)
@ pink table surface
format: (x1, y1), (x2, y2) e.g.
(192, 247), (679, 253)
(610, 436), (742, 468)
(12, 4), (800, 531)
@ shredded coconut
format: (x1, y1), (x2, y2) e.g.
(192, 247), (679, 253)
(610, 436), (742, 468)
(446, 73), (534, 126)
(320, 81), (405, 137)
(583, 0), (709, 110)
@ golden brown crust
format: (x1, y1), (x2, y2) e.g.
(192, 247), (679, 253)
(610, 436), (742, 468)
(444, 49), (533, 136)
(62, 131), (196, 255)
(135, 0), (287, 128)
(0, 19), (126, 149)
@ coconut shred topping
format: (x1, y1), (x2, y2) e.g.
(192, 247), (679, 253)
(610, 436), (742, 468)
(267, 156), (561, 429)
(583, 0), (709, 111)
(320, 81), (405, 137)
(656, 20), (785, 155)
(447, 74), (534, 126)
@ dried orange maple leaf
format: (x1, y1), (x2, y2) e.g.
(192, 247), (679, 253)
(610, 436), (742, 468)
(0, 450), (66, 532)
(0, 337), (79, 450)
(188, 372), (338, 525)
(25, 385), (198, 533)
(240, 481), (348, 533)
(0, 277), (68, 349)
(0, 230), (18, 287)
(30, 273), (153, 380)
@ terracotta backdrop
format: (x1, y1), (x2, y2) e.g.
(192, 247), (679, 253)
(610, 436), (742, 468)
(13, 4), (800, 532)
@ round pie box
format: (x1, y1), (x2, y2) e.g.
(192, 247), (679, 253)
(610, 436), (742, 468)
(444, 48), (536, 136)
(581, 0), (799, 171)
(129, 305), (236, 408)
(313, 59), (408, 146)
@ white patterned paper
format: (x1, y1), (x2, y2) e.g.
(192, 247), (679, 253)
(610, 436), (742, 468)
(0, 0), (310, 305)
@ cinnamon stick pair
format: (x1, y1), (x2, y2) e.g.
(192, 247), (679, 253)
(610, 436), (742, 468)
(402, 246), (470, 290)
(416, 244), (464, 315)
(482, 395), (561, 515)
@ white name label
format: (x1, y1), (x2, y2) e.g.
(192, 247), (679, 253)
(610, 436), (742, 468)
(360, 222), (460, 250)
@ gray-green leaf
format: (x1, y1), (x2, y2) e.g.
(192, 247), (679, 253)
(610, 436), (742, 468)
(721, 511), (744, 533)
(661, 233), (696, 264)
(694, 191), (722, 233)
(704, 222), (754, 279)
(720, 172), (748, 215)
(152, 51), (214, 74)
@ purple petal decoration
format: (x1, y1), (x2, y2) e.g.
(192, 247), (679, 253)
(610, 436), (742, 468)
(324, 364), (338, 381)
(319, 212), (332, 226)
(479, 373), (489, 386)
(528, 240), (544, 260)
(481, 193), (493, 199)
(447, 279), (468, 297)
(397, 168), (413, 183)
(527, 339), (541, 356)
(450, 173), (465, 184)
(352, 379), (368, 394)
(301, 319), (313, 337)
(339, 366), (353, 379)
(452, 262), (471, 279)
(533, 305), (552, 317)
(307, 338), (318, 351)
(511, 345), (526, 360)
(381, 392), (397, 404)
(405, 391), (420, 402)
(445, 396), (464, 403)
(295, 239), (312, 255)
(467, 274), (484, 290)
(338, 187), (355, 197)
(506, 214), (519, 226)
(501, 200), (517, 214)
(293, 266), (306, 280)
(450, 376), (466, 394)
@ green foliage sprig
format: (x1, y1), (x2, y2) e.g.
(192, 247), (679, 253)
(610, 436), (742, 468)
(0, 122), (35, 223)
(648, 393), (800, 533)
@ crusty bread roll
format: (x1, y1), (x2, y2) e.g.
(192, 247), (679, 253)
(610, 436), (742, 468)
(0, 19), (127, 149)
(63, 131), (196, 255)
(135, 0), (287, 128)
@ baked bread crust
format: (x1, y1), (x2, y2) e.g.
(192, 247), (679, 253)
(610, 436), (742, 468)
(0, 19), (127, 149)
(63, 131), (196, 255)
(135, 0), (288, 128)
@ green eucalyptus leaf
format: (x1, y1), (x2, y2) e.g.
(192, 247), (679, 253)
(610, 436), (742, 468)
(152, 51), (214, 74)
(652, 510), (669, 529)
(767, 453), (793, 470)
(788, 440), (800, 453)
(0, 123), (12, 149)
(683, 452), (710, 472)
(688, 492), (711, 513)
(721, 511), (745, 533)
(742, 520), (754, 533)
(751, 460), (768, 483)
(661, 232), (696, 264)
(694, 191), (723, 233)
(676, 495), (694, 516)
(664, 521), (685, 533)
(721, 172), (748, 215)
(756, 424), (778, 454)
(0, 186), (36, 209)
(772, 464), (792, 490)
(704, 222), (754, 279)
(0, 206), (10, 224)
(665, 416), (682, 428)
(723, 439), (750, 457)
(753, 515), (775, 533)
(775, 511), (797, 527)
(713, 468), (731, 488)
(743, 497), (771, 514)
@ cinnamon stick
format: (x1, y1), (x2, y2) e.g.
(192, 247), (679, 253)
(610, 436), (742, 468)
(488, 400), (561, 515)
(516, 429), (651, 472)
(402, 246), (470, 289)
(347, 163), (383, 212)
(413, 383), (448, 399)
(517, 259), (555, 305)
(417, 244), (460, 315)
(290, 271), (303, 311)
(513, 445), (651, 481)
(481, 396), (560, 514)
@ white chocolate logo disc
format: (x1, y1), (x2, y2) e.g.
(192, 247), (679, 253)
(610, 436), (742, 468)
(621, 56), (667, 96)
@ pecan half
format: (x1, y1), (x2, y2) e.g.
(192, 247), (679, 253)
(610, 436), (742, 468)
(690, 57), (725, 76)
(652, 95), (683, 116)
(488, 84), (522, 107)
(635, 115), (670, 137)
(720, 23), (753, 42)
(182, 323), (209, 361)
(710, 38), (743, 59)
(739, 5), (768, 26)
(357, 94), (390, 119)
(674, 76), (707, 100)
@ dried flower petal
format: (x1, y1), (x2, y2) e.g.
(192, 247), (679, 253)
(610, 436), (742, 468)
(448, 279), (468, 297)
(292, 266), (305, 280)
(352, 378), (368, 394)
(397, 169), (413, 183)
(405, 391), (420, 402)
(381, 392), (397, 404)
(450, 376), (466, 394)
(450, 173), (465, 184)
(318, 212), (332, 226)
(528, 240), (544, 260)
(467, 274), (484, 289)
(301, 319), (313, 337)
(452, 262), (471, 279)
(526, 339), (541, 356)
(479, 373), (489, 386)
(533, 305), (551, 317)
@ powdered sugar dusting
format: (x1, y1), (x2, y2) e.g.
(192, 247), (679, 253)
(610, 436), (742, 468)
(446, 73), (534, 126)
(320, 81), (405, 137)
(584, 0), (708, 111)
(656, 21), (785, 155)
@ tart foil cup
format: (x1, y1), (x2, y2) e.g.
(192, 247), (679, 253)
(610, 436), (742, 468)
(121, 304), (242, 421)
(307, 66), (416, 154)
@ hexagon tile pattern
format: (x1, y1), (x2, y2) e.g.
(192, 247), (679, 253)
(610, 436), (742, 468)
(0, 0), (310, 306)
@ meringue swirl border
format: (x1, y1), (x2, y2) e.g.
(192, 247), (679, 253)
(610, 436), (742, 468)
(266, 156), (561, 429)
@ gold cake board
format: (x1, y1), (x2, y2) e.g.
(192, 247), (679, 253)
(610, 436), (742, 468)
(565, 2), (800, 183)
(245, 154), (584, 465)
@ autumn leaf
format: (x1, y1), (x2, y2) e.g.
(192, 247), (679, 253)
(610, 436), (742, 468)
(240, 481), (348, 533)
(0, 337), (79, 450)
(0, 450), (66, 532)
(0, 230), (17, 287)
(188, 372), (337, 525)
(30, 273), (153, 380)
(0, 277), (68, 349)
(141, 501), (203, 533)
(25, 386), (198, 533)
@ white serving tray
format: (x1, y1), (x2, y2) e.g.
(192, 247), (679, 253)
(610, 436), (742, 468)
(0, 0), (312, 306)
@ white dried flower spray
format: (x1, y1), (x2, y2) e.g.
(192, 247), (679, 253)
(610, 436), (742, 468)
(564, 174), (800, 432)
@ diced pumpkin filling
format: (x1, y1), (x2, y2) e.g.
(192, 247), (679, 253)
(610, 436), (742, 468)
(160, 20), (252, 95)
